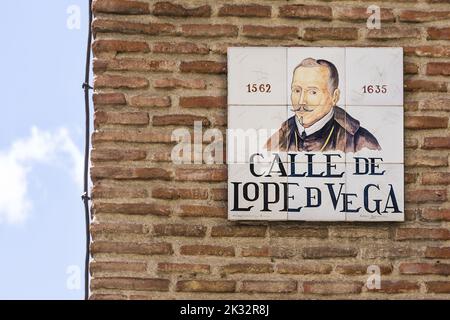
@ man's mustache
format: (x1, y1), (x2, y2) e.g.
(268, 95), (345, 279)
(290, 104), (314, 112)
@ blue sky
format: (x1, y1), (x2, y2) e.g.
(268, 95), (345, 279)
(0, 1), (90, 299)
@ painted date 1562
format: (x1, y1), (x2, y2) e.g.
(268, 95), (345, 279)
(246, 83), (271, 93)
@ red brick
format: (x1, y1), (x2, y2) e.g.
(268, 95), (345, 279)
(335, 264), (393, 275)
(211, 225), (267, 237)
(304, 28), (358, 40)
(90, 260), (147, 273)
(423, 172), (450, 185)
(426, 62), (450, 76)
(395, 227), (450, 240)
(180, 61), (227, 74)
(404, 45), (450, 58)
(153, 224), (206, 237)
(404, 79), (447, 92)
(91, 166), (171, 181)
(368, 280), (419, 293)
(423, 137), (450, 149)
(277, 263), (332, 275)
(404, 62), (419, 75)
(93, 93), (126, 106)
(92, 129), (173, 144)
(241, 281), (297, 293)
(92, 19), (176, 36)
(178, 204), (226, 218)
(334, 7), (394, 22)
(91, 185), (147, 199)
(152, 42), (209, 55)
(91, 241), (172, 255)
(427, 27), (450, 40)
(426, 281), (450, 293)
(181, 24), (238, 37)
(406, 189), (447, 203)
(91, 148), (147, 161)
(93, 202), (171, 216)
(92, 39), (149, 54)
(405, 155), (448, 167)
(176, 280), (235, 292)
(218, 4), (271, 17)
(90, 221), (147, 236)
(152, 114), (210, 126)
(367, 27), (420, 40)
(152, 187), (208, 200)
(95, 58), (176, 72)
(400, 263), (450, 275)
(153, 78), (206, 90)
(93, 0), (149, 14)
(363, 244), (422, 259)
(179, 96), (226, 108)
(302, 246), (358, 259)
(420, 98), (450, 111)
(153, 2), (211, 17)
(241, 246), (296, 259)
(91, 277), (169, 291)
(180, 245), (235, 257)
(404, 115), (448, 129)
(95, 111), (149, 126)
(221, 263), (273, 274)
(94, 75), (148, 89)
(129, 95), (171, 108)
(303, 281), (362, 295)
(425, 247), (450, 259)
(280, 4), (331, 20)
(420, 208), (450, 221)
(399, 10), (450, 22)
(242, 25), (298, 39)
(157, 263), (210, 274)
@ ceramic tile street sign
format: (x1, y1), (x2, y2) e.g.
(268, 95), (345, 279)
(227, 47), (404, 221)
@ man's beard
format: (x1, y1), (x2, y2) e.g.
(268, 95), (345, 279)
(291, 104), (314, 112)
(291, 104), (314, 126)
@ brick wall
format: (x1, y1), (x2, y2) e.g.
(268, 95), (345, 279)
(89, 0), (450, 299)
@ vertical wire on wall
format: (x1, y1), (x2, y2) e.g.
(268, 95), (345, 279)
(81, 0), (93, 301)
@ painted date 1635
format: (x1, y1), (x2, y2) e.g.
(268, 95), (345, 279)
(362, 84), (387, 94)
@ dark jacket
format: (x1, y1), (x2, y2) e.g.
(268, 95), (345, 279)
(265, 106), (381, 152)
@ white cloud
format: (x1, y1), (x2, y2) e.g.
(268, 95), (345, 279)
(0, 126), (84, 224)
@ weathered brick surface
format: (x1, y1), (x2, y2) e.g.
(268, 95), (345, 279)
(303, 281), (363, 295)
(219, 4), (271, 18)
(93, 0), (150, 15)
(91, 0), (450, 300)
(153, 2), (211, 17)
(157, 262), (211, 274)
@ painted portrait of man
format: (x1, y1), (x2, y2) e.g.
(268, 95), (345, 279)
(265, 58), (381, 152)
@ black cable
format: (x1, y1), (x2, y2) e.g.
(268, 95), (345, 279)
(82, 0), (93, 300)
